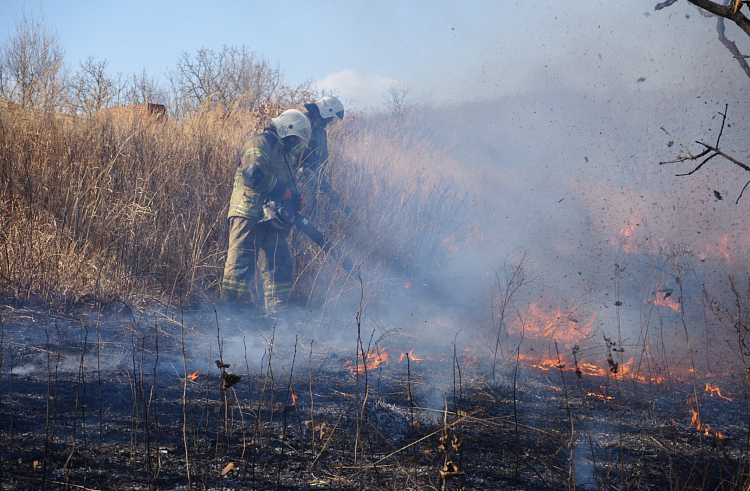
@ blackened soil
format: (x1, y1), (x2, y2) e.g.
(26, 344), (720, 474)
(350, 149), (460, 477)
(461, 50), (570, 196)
(0, 304), (748, 490)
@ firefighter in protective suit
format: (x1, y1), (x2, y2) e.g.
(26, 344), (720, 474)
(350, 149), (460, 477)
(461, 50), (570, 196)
(221, 109), (311, 314)
(298, 96), (351, 217)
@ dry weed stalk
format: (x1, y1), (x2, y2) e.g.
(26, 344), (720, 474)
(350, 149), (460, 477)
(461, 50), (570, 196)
(704, 274), (750, 487)
(554, 341), (576, 490)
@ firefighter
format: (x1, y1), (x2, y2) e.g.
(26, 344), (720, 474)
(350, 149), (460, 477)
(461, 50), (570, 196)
(298, 96), (351, 217)
(221, 108), (311, 315)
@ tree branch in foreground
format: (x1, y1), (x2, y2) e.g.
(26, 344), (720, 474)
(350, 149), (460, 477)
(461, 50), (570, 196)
(659, 104), (750, 203)
(656, 0), (750, 80)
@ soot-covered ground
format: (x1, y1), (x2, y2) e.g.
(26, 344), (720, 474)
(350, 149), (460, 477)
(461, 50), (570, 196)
(0, 303), (747, 490)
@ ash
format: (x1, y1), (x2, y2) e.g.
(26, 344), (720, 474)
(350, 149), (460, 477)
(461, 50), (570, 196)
(0, 303), (746, 491)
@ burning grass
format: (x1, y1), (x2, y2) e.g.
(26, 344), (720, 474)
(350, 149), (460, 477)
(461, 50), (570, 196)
(0, 304), (749, 490)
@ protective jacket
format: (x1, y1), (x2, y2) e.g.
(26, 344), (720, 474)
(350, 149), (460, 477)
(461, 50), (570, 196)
(298, 111), (345, 212)
(222, 126), (301, 313)
(228, 127), (300, 223)
(303, 120), (330, 170)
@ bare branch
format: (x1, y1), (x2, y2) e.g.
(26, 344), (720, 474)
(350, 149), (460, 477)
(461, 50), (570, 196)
(736, 180), (750, 203)
(660, 103), (750, 202)
(716, 14), (750, 78)
(715, 103), (728, 147)
(655, 0), (678, 9)
(675, 152), (719, 175)
(687, 0), (750, 37)
(695, 141), (750, 172)
(0, 8), (67, 111)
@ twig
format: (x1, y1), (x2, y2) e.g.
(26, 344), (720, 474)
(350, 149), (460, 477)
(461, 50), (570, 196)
(660, 104), (750, 202)
(347, 409), (482, 479)
(179, 300), (192, 489)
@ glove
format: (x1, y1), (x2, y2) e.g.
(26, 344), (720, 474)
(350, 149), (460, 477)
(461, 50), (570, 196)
(291, 191), (305, 212)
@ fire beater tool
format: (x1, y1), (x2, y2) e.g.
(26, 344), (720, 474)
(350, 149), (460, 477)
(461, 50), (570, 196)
(259, 200), (355, 272)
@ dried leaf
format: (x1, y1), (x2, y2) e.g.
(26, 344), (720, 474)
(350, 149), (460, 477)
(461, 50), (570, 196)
(220, 462), (235, 476)
(439, 461), (465, 479)
(221, 372), (241, 390)
(451, 434), (462, 452)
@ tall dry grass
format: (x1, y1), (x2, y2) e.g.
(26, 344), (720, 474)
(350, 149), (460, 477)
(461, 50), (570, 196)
(0, 102), (468, 311)
(0, 106), (240, 307)
(290, 109), (469, 311)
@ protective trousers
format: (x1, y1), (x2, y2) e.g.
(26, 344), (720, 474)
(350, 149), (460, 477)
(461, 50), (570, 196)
(221, 217), (293, 314)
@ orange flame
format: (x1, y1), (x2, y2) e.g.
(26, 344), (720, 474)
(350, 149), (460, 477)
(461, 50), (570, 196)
(503, 298), (595, 345)
(291, 394), (298, 406)
(705, 382), (733, 401)
(397, 349), (424, 363)
(343, 349), (390, 374)
(653, 293), (680, 312)
(461, 348), (480, 367)
(587, 391), (615, 401)
(691, 409), (701, 429)
(187, 371), (200, 381)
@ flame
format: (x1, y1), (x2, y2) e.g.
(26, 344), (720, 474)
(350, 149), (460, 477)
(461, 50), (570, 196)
(587, 391), (615, 401)
(705, 382), (733, 401)
(397, 349), (425, 363)
(653, 294), (680, 312)
(614, 218), (643, 254)
(532, 357), (561, 371)
(443, 222), (484, 257)
(343, 349), (390, 374)
(527, 354), (664, 384)
(691, 409), (700, 429)
(291, 394), (298, 406)
(690, 408), (727, 439)
(502, 298), (595, 345)
(187, 371), (200, 381)
(461, 348), (480, 367)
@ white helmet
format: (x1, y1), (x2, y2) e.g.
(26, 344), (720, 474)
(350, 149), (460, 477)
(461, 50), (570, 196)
(272, 109), (312, 143)
(314, 96), (345, 120)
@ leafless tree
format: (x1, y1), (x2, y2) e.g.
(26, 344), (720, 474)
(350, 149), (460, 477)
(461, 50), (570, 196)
(656, 0), (750, 79)
(168, 45), (282, 116)
(383, 81), (413, 119)
(0, 8), (67, 111)
(122, 68), (167, 106)
(69, 56), (121, 116)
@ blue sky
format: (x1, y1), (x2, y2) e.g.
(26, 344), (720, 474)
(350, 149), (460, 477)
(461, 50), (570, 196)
(2, 1), (749, 108)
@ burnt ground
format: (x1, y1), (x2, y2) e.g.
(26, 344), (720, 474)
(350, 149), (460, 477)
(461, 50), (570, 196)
(0, 303), (749, 490)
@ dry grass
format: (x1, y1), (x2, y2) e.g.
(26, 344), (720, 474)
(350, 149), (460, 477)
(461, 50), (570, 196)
(0, 103), (467, 312)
